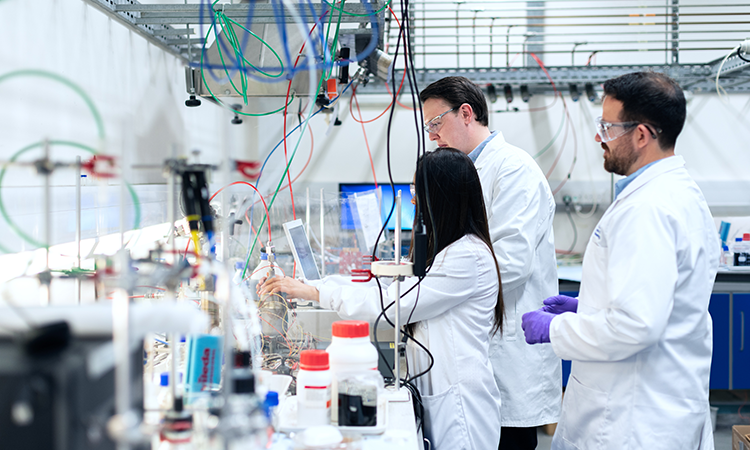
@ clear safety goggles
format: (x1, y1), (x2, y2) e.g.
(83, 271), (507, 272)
(594, 116), (661, 143)
(423, 107), (456, 134)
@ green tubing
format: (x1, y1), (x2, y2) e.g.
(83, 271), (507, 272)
(240, 76), (325, 280)
(201, 19), (295, 116)
(0, 70), (105, 141)
(533, 111), (567, 159)
(0, 141), (142, 252)
(202, 2), (286, 108)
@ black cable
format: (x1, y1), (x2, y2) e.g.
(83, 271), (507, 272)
(372, 277), (435, 385)
(738, 48), (750, 63)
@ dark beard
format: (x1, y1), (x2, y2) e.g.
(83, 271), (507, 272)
(602, 142), (637, 176)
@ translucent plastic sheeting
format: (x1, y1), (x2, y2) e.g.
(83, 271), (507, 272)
(215, 188), (399, 281)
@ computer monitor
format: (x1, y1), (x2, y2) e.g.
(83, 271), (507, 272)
(339, 183), (414, 231)
(282, 219), (321, 281)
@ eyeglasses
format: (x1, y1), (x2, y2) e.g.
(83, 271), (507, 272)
(594, 116), (661, 143)
(423, 107), (456, 134)
(409, 183), (415, 197)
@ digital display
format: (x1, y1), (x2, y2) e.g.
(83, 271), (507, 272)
(286, 223), (321, 280)
(339, 183), (414, 231)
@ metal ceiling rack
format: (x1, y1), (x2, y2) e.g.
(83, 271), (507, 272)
(83, 0), (750, 97)
(81, 0), (381, 63)
(362, 0), (750, 95)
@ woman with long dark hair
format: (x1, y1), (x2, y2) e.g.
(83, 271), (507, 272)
(260, 148), (504, 449)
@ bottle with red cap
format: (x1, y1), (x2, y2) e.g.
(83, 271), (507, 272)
(325, 321), (382, 426)
(734, 234), (750, 267)
(297, 349), (332, 427)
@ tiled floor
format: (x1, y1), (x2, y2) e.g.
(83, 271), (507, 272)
(536, 425), (733, 449)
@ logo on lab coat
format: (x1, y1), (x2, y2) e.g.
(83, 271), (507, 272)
(593, 227), (603, 245)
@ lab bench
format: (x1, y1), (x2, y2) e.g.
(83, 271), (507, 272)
(558, 270), (750, 389)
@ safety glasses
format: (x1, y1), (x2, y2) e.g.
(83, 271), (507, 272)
(595, 116), (661, 143)
(423, 107), (456, 134)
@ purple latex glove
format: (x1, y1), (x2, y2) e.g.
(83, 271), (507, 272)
(521, 309), (555, 344)
(542, 294), (578, 315)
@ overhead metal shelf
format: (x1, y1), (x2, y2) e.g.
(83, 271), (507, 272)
(81, 0), (381, 63)
(83, 0), (750, 98)
(357, 55), (750, 96)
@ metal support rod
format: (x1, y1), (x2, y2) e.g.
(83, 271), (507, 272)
(166, 151), (180, 407)
(320, 188), (325, 276)
(671, 0), (680, 65)
(454, 2), (462, 68)
(393, 191), (402, 389)
(170, 332), (180, 407)
(222, 110), (234, 405)
(42, 139), (51, 306)
(472, 10), (481, 68)
(76, 156), (82, 304)
(113, 288), (131, 450)
(526, 1), (545, 68)
(306, 187), (310, 242)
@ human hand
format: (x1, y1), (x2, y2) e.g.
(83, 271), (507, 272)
(258, 276), (319, 302)
(521, 309), (555, 344)
(542, 294), (578, 315)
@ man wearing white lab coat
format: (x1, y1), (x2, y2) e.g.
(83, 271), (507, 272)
(522, 72), (719, 449)
(420, 77), (562, 450)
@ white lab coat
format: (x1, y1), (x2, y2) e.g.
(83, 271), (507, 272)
(549, 156), (718, 450)
(315, 235), (502, 450)
(475, 132), (562, 427)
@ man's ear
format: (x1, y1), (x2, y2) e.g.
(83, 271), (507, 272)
(460, 103), (474, 124)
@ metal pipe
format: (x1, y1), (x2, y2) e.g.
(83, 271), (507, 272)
(398, 37), (746, 47)
(393, 191), (402, 389)
(388, 46), (737, 56)
(472, 9), (483, 68)
(320, 188), (325, 277)
(76, 156), (82, 304)
(406, 20), (750, 29)
(42, 139), (51, 306)
(113, 289), (131, 450)
(396, 11), (750, 21)
(392, 29), (750, 39)
(306, 187), (310, 242)
(404, 3), (745, 13)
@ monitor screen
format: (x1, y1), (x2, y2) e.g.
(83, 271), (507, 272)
(283, 219), (321, 280)
(339, 183), (414, 231)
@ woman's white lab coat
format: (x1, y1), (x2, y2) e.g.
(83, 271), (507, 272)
(549, 156), (719, 449)
(314, 235), (502, 450)
(475, 132), (562, 427)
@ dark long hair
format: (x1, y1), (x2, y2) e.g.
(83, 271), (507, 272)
(410, 148), (504, 335)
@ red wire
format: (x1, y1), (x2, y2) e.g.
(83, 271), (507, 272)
(383, 6), (413, 111)
(351, 86), (379, 189)
(282, 11), (326, 278)
(210, 181), (272, 243)
(350, 7), (408, 122)
(529, 52), (578, 195)
(184, 239), (191, 257)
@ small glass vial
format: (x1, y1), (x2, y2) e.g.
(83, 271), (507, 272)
(297, 350), (332, 427)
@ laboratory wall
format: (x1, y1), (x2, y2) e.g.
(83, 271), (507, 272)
(2, 0), (748, 261)
(0, 0), (237, 255)
(248, 90), (750, 254)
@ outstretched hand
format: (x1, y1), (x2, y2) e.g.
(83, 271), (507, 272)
(257, 275), (319, 302)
